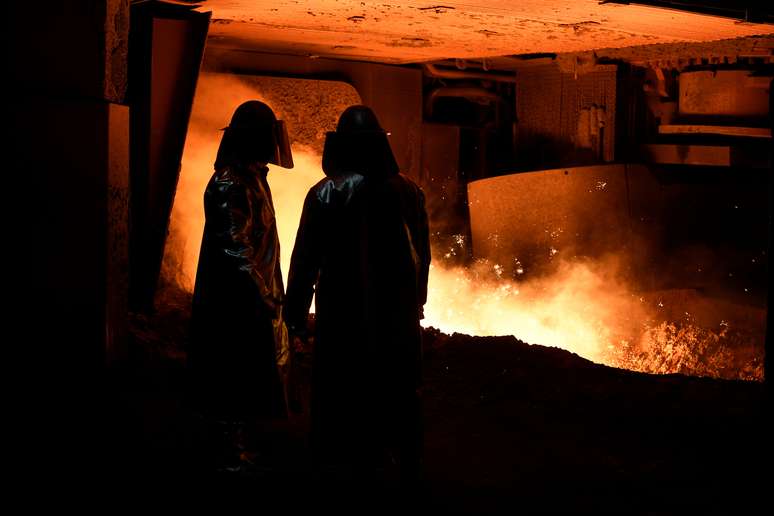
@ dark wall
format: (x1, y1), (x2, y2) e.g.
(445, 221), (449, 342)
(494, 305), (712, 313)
(626, 163), (770, 304)
(9, 1), (128, 103)
(10, 1), (130, 366)
(514, 63), (618, 170)
(15, 98), (129, 367)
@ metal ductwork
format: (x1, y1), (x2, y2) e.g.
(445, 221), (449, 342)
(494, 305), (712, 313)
(424, 86), (502, 118)
(423, 63), (517, 83)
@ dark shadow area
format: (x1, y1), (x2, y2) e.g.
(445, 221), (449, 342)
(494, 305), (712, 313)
(95, 291), (769, 513)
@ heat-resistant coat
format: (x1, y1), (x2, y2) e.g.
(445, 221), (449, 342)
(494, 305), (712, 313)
(284, 169), (431, 462)
(189, 164), (287, 421)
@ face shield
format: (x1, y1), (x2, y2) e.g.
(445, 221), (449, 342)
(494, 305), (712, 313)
(271, 119), (294, 169)
(219, 100), (294, 170)
(217, 119), (294, 170)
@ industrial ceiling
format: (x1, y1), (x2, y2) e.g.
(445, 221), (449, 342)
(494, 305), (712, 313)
(195, 0), (774, 64)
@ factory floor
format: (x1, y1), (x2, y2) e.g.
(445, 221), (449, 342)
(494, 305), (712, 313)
(91, 301), (768, 514)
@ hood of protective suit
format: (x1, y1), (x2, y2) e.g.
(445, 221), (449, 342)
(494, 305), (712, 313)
(322, 105), (398, 178)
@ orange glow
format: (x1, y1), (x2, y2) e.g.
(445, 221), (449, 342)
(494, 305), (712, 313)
(161, 74), (325, 292)
(422, 257), (646, 362)
(162, 74), (763, 383)
(202, 1), (774, 64)
(422, 257), (763, 381)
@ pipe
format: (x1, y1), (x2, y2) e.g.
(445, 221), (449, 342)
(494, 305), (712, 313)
(425, 86), (502, 118)
(424, 63), (517, 83)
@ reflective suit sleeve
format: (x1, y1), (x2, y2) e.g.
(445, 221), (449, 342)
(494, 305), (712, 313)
(214, 174), (278, 313)
(416, 188), (431, 314)
(284, 189), (323, 336)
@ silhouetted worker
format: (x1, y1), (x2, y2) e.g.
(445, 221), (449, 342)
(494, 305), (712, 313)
(188, 100), (294, 471)
(284, 105), (431, 483)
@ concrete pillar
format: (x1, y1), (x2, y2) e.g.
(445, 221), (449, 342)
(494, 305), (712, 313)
(11, 1), (130, 366)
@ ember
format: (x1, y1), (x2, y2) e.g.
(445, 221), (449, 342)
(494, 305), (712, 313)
(423, 258), (764, 381)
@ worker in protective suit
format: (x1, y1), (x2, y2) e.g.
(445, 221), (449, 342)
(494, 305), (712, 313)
(284, 105), (431, 483)
(188, 100), (294, 471)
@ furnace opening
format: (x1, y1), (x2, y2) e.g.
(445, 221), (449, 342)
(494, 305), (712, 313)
(159, 70), (766, 382)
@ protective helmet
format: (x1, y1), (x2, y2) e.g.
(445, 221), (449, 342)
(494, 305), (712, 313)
(215, 100), (294, 169)
(322, 105), (398, 177)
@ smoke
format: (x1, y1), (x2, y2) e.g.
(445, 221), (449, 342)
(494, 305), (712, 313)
(422, 252), (764, 381)
(422, 254), (649, 362)
(161, 73), (763, 382)
(161, 74), (326, 293)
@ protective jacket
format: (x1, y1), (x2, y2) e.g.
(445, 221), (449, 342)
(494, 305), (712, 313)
(189, 163), (287, 420)
(285, 165), (431, 461)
